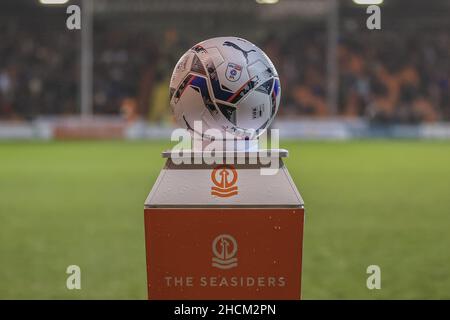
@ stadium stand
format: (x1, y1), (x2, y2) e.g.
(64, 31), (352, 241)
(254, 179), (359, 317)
(0, 0), (448, 139)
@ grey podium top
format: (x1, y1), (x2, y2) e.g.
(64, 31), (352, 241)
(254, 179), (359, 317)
(145, 148), (303, 208)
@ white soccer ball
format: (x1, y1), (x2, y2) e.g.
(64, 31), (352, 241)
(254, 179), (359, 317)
(169, 36), (281, 140)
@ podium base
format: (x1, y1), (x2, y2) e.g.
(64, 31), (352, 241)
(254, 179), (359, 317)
(144, 207), (304, 300)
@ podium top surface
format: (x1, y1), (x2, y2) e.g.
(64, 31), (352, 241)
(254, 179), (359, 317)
(145, 148), (303, 208)
(161, 149), (289, 159)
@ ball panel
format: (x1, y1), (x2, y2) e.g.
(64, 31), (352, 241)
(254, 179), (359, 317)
(190, 54), (207, 76)
(174, 85), (213, 133)
(195, 46), (225, 71)
(170, 52), (194, 91)
(272, 78), (281, 116)
(258, 49), (279, 77)
(247, 60), (270, 79)
(236, 90), (271, 131)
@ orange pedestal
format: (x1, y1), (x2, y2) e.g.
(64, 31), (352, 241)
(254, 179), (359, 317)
(144, 208), (304, 299)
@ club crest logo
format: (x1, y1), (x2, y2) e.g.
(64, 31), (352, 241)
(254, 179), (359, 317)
(212, 234), (238, 269)
(225, 63), (242, 82)
(211, 165), (238, 198)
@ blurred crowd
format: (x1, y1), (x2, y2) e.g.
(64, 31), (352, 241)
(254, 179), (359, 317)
(0, 22), (79, 120)
(0, 21), (449, 124)
(271, 28), (450, 123)
(339, 30), (449, 123)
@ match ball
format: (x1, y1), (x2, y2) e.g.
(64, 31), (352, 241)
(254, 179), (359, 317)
(169, 36), (281, 140)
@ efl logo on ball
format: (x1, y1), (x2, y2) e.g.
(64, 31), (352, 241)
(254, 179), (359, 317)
(225, 62), (242, 82)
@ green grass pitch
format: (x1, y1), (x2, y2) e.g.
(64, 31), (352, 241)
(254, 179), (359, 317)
(0, 140), (449, 299)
